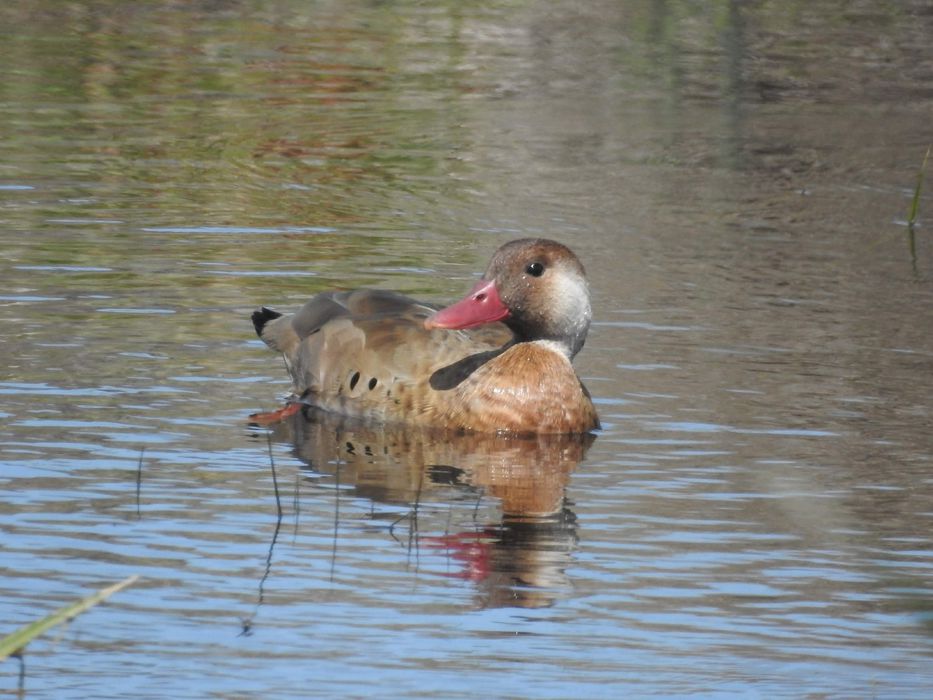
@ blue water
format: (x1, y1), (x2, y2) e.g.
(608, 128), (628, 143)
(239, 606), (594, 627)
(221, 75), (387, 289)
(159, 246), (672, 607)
(2, 1), (933, 697)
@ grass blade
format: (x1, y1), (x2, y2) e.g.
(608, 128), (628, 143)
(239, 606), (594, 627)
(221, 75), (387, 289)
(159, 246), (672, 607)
(0, 575), (140, 661)
(908, 145), (931, 228)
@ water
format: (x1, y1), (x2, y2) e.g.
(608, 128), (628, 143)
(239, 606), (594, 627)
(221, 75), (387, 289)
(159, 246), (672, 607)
(2, 1), (933, 697)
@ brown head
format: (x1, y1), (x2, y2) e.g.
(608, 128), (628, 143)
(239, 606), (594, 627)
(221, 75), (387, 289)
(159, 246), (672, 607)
(424, 238), (592, 359)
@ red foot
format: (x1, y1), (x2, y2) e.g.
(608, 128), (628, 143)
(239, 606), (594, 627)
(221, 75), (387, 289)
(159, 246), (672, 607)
(249, 403), (303, 425)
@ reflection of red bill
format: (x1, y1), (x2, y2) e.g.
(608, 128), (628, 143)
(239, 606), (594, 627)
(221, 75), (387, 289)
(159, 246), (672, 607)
(422, 531), (494, 582)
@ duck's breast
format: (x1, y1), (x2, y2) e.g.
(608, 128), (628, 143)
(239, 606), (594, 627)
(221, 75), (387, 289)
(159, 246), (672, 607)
(438, 341), (599, 434)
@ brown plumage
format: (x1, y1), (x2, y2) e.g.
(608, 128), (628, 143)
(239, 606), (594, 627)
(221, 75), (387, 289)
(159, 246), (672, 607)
(252, 238), (599, 434)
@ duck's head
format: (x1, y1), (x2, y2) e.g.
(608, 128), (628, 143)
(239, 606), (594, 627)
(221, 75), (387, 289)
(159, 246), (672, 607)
(424, 238), (592, 359)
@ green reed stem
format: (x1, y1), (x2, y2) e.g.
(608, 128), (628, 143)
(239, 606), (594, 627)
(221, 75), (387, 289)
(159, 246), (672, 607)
(908, 145), (931, 228)
(0, 575), (140, 661)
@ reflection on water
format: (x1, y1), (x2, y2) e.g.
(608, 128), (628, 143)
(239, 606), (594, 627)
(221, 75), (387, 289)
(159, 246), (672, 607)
(262, 408), (592, 609)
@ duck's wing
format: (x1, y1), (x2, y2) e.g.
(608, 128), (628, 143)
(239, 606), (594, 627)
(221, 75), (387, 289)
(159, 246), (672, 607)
(255, 289), (512, 414)
(253, 290), (432, 362)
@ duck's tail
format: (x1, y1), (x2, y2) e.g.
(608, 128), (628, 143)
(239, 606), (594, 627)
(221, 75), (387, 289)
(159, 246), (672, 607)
(251, 307), (283, 338)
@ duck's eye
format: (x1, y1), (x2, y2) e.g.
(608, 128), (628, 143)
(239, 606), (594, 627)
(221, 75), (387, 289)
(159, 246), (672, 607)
(525, 262), (545, 277)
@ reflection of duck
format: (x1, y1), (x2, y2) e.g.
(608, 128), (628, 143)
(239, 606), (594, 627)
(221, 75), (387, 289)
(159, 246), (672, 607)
(263, 408), (593, 608)
(251, 239), (599, 433)
(422, 514), (579, 609)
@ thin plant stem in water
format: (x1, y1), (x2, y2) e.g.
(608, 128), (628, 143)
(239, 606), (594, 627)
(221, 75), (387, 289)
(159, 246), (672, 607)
(330, 456), (341, 583)
(405, 467), (424, 576)
(292, 473), (301, 544)
(906, 145), (930, 270)
(240, 510), (284, 637)
(265, 431), (283, 519)
(135, 447), (145, 520)
(240, 433), (287, 636)
(16, 652), (25, 699)
(907, 145), (930, 229)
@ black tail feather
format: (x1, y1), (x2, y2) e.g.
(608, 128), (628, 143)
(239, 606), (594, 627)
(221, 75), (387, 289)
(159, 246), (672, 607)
(252, 307), (283, 338)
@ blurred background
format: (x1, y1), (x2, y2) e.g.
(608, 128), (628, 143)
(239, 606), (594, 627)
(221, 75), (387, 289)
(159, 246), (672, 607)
(1, 1), (932, 697)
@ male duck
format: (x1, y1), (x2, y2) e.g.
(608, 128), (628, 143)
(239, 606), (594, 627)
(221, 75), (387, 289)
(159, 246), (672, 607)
(251, 238), (599, 434)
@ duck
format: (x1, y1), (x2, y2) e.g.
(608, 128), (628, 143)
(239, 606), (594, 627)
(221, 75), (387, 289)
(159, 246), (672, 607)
(251, 238), (599, 434)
